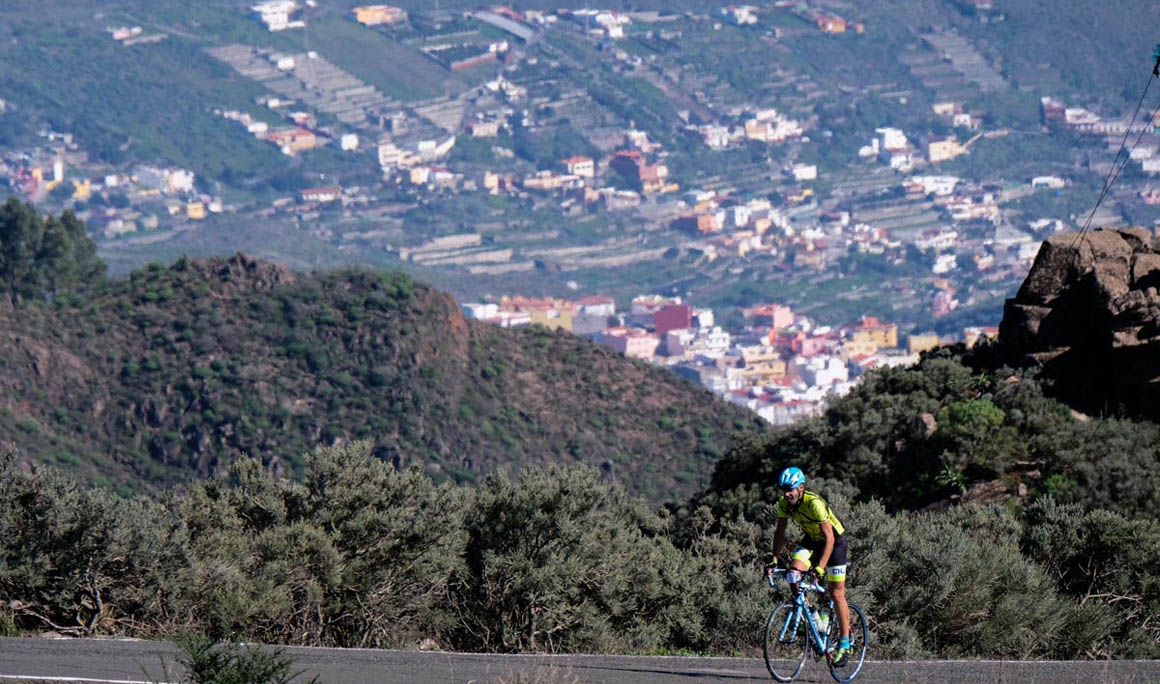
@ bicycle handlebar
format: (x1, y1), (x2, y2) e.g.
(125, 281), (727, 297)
(766, 567), (825, 593)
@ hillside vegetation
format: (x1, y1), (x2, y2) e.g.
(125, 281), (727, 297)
(3, 205), (1160, 660)
(3, 417), (1158, 659)
(0, 250), (759, 501)
(0, 213), (1156, 657)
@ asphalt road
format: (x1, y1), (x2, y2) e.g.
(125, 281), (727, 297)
(0, 637), (1157, 683)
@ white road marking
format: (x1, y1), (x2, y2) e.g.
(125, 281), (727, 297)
(0, 676), (177, 684)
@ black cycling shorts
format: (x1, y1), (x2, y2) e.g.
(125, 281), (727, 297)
(790, 533), (849, 582)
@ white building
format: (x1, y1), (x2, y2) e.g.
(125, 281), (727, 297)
(792, 164), (818, 182)
(575, 296), (615, 317)
(167, 169), (195, 194)
(692, 308), (715, 330)
(1031, 176), (1066, 189)
(909, 175), (959, 196)
(729, 205), (751, 227)
(932, 252), (958, 275)
(700, 124), (733, 150)
(791, 355), (849, 387)
(1063, 107), (1100, 126)
(133, 166), (195, 194)
(461, 302), (499, 319)
(768, 400), (825, 426)
(888, 153), (916, 172)
(252, 1), (305, 31)
(875, 127), (909, 152)
(664, 326), (731, 357)
(722, 5), (758, 25)
(914, 228), (959, 251)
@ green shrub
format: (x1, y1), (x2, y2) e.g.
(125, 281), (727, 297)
(845, 502), (1105, 658)
(166, 632), (318, 684)
(1022, 499), (1160, 657)
(452, 465), (732, 653)
(0, 456), (186, 636)
(0, 610), (16, 637)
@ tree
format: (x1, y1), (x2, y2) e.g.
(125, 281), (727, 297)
(37, 210), (106, 298)
(0, 198), (105, 305)
(0, 197), (44, 305)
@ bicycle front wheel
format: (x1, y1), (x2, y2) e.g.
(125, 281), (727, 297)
(763, 602), (808, 682)
(828, 601), (869, 683)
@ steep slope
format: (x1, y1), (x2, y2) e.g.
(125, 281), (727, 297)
(0, 254), (762, 501)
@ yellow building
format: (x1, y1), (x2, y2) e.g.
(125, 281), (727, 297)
(927, 137), (966, 163)
(854, 316), (899, 349)
(186, 202), (207, 220)
(732, 362), (788, 388)
(528, 307), (573, 332)
(843, 333), (879, 358)
(409, 167), (430, 185)
(907, 333), (942, 355)
(502, 296), (574, 332)
(71, 179), (92, 200)
(732, 345), (787, 386)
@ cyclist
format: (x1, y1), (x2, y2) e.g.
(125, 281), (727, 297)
(767, 466), (854, 667)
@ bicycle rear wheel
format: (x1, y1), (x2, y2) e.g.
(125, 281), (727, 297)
(763, 602), (808, 682)
(828, 601), (869, 683)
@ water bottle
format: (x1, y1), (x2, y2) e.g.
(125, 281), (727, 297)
(817, 609), (830, 634)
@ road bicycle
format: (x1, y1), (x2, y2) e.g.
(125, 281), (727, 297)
(763, 567), (868, 682)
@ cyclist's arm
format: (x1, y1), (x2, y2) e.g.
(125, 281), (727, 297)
(771, 517), (788, 564)
(816, 520), (835, 570)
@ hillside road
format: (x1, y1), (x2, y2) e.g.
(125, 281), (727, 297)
(0, 637), (1157, 683)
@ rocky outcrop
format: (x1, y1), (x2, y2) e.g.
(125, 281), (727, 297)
(998, 227), (1160, 416)
(182, 252), (296, 296)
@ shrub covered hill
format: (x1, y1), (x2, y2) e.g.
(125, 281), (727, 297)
(0, 253), (761, 500)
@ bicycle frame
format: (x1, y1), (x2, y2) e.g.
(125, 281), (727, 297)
(764, 566), (869, 683)
(768, 569), (832, 657)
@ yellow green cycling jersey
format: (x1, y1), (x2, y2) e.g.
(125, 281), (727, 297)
(776, 490), (845, 541)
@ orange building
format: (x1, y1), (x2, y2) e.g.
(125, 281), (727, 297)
(352, 5), (407, 25)
(817, 14), (846, 33)
(267, 128), (317, 155)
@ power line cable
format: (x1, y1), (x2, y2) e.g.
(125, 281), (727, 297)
(1071, 47), (1160, 248)
(1073, 76), (1155, 245)
(1096, 98), (1160, 220)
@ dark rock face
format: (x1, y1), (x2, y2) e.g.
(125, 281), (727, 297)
(999, 228), (1160, 416)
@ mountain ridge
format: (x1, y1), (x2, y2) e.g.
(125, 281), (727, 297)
(0, 253), (762, 501)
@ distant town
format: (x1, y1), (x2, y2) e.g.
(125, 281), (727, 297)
(460, 291), (997, 425)
(0, 2), (1154, 392)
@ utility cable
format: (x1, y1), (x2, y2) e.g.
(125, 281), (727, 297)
(1072, 72), (1156, 246)
(1095, 97), (1160, 225)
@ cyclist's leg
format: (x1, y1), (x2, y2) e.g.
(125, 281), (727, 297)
(788, 536), (815, 571)
(824, 535), (851, 640)
(828, 570), (850, 637)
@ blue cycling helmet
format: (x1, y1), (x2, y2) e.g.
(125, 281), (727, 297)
(778, 466), (806, 490)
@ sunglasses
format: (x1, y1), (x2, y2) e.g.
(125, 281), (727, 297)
(780, 485), (798, 493)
